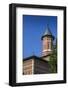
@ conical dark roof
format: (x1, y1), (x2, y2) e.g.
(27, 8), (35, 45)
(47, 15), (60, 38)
(41, 25), (54, 40)
(43, 26), (52, 36)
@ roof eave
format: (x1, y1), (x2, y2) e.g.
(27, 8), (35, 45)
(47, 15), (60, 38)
(41, 35), (54, 40)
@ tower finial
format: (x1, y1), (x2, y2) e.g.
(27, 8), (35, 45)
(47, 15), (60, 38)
(46, 16), (50, 28)
(47, 23), (49, 27)
(32, 51), (35, 56)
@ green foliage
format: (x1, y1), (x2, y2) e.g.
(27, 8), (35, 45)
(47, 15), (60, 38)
(49, 39), (57, 73)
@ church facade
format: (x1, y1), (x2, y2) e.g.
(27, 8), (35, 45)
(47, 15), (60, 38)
(23, 26), (54, 75)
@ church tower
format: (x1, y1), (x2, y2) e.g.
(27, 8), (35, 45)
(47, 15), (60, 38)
(41, 25), (54, 56)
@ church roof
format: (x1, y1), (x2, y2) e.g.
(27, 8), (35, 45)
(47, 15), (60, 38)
(41, 25), (54, 40)
(43, 26), (52, 36)
(23, 55), (48, 63)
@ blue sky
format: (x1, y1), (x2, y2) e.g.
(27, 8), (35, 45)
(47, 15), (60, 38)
(23, 15), (57, 58)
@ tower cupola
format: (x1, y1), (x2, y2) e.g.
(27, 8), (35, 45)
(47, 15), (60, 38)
(41, 25), (54, 56)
